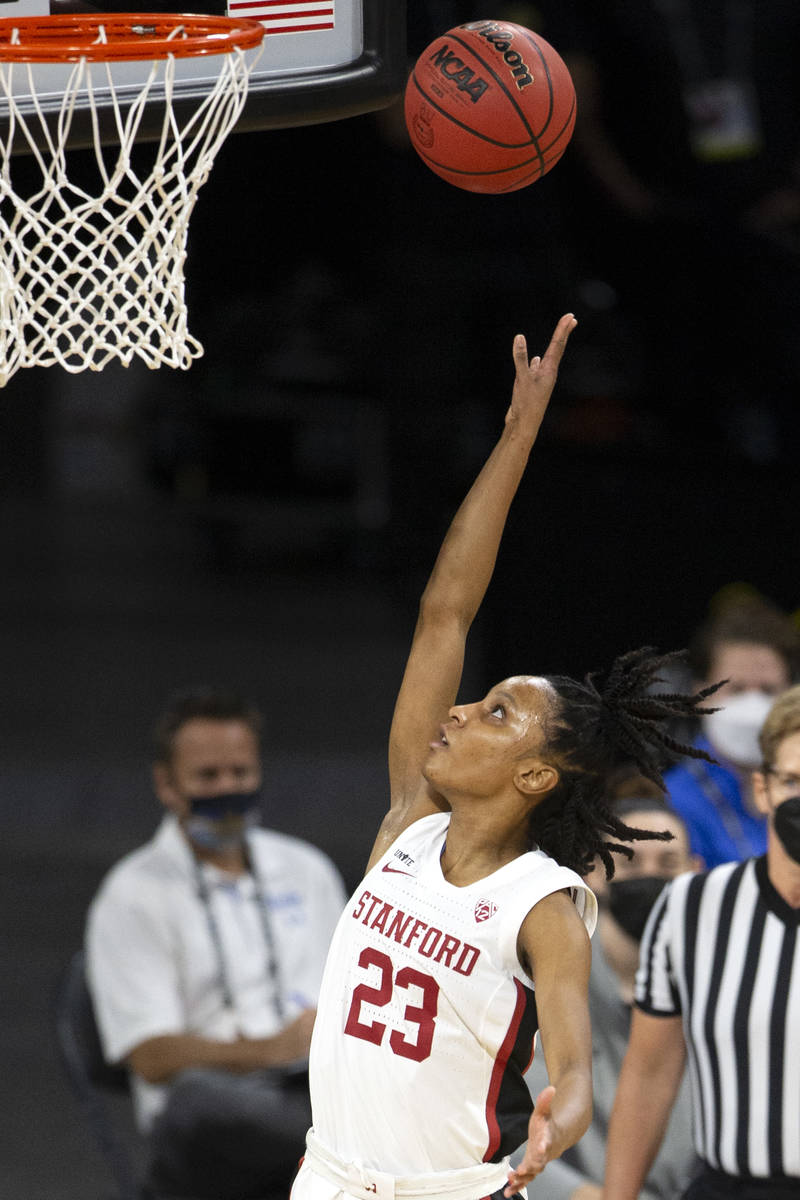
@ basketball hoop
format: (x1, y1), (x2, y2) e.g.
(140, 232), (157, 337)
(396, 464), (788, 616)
(0, 15), (265, 386)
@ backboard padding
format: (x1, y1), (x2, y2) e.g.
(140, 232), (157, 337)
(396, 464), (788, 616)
(0, 0), (406, 141)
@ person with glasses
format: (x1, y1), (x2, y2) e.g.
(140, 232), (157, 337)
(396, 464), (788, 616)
(602, 684), (800, 1200)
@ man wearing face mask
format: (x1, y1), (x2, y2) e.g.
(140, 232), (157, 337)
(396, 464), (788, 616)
(85, 687), (347, 1200)
(603, 684), (800, 1200)
(664, 594), (798, 868)
(519, 791), (700, 1200)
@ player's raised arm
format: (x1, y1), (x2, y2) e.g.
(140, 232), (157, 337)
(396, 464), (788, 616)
(366, 314), (577, 870)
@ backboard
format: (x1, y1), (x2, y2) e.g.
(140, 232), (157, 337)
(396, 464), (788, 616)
(0, 0), (406, 140)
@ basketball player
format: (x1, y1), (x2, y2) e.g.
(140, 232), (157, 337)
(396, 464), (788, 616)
(291, 314), (721, 1200)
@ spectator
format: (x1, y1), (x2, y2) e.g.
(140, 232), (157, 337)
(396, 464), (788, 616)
(522, 791), (700, 1200)
(85, 687), (347, 1200)
(602, 683), (800, 1199)
(665, 593), (798, 867)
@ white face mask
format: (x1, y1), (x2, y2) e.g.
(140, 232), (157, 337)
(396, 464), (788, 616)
(701, 690), (773, 768)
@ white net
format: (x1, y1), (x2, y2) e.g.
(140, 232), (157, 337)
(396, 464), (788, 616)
(0, 24), (262, 386)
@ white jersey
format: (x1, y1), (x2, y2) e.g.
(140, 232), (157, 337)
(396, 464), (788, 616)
(308, 813), (597, 1175)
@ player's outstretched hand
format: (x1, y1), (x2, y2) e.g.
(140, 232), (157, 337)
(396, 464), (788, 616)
(504, 1084), (561, 1197)
(505, 312), (577, 436)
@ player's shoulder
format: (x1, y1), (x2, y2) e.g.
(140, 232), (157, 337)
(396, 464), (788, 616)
(510, 847), (597, 932)
(371, 810), (450, 865)
(396, 810), (449, 848)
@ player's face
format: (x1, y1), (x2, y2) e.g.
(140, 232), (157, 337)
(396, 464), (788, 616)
(153, 718), (262, 820)
(425, 675), (556, 798)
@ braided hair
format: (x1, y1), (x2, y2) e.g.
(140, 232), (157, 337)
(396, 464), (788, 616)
(530, 647), (721, 878)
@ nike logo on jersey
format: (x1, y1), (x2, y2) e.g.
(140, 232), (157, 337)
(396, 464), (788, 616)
(382, 863), (415, 876)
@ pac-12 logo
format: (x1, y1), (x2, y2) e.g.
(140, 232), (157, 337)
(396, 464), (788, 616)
(474, 898), (497, 923)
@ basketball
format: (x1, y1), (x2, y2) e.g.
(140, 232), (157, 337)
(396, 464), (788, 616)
(404, 20), (576, 194)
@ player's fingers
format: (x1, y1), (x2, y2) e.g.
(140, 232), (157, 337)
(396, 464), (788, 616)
(541, 313), (577, 367)
(506, 1153), (545, 1192)
(505, 1167), (532, 1196)
(512, 333), (529, 373)
(515, 1151), (544, 1177)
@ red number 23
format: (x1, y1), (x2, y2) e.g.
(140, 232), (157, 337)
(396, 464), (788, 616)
(344, 946), (439, 1062)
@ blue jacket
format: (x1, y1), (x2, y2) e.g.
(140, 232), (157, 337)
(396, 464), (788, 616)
(665, 736), (767, 868)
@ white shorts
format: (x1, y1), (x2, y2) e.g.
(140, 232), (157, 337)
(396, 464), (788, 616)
(291, 1134), (526, 1200)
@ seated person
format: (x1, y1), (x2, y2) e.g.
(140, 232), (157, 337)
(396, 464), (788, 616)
(85, 686), (347, 1200)
(665, 592), (798, 868)
(522, 789), (701, 1200)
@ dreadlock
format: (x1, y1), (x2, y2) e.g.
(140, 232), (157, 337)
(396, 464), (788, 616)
(530, 647), (722, 879)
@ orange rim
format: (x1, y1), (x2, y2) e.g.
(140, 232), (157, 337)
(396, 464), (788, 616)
(0, 14), (265, 62)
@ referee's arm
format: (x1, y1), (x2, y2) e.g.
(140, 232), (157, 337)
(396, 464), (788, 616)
(601, 1008), (686, 1200)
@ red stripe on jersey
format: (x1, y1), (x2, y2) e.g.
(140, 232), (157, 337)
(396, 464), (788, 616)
(483, 977), (527, 1162)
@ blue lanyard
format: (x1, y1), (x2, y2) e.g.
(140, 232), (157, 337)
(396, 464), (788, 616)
(191, 838), (285, 1024)
(686, 758), (754, 859)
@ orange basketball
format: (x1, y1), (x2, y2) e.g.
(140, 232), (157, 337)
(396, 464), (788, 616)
(404, 20), (576, 194)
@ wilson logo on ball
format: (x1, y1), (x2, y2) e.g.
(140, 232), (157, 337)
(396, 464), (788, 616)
(405, 20), (577, 194)
(465, 21), (533, 90)
(430, 45), (489, 103)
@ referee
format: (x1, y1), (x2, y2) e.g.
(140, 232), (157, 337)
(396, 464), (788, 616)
(602, 684), (800, 1200)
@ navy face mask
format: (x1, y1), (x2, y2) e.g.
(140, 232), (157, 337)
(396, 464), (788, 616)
(773, 795), (800, 865)
(184, 789), (262, 851)
(607, 875), (671, 942)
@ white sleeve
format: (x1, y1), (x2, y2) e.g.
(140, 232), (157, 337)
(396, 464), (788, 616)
(85, 874), (185, 1064)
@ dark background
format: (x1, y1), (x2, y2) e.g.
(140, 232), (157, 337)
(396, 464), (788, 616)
(2, 2), (799, 1196)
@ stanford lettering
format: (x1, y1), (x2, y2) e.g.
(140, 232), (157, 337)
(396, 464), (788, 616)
(352, 889), (480, 977)
(308, 813), (596, 1176)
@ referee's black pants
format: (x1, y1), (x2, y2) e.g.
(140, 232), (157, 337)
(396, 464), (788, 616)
(683, 1165), (799, 1200)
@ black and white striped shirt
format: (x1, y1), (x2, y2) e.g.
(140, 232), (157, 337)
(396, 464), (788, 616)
(635, 857), (800, 1180)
